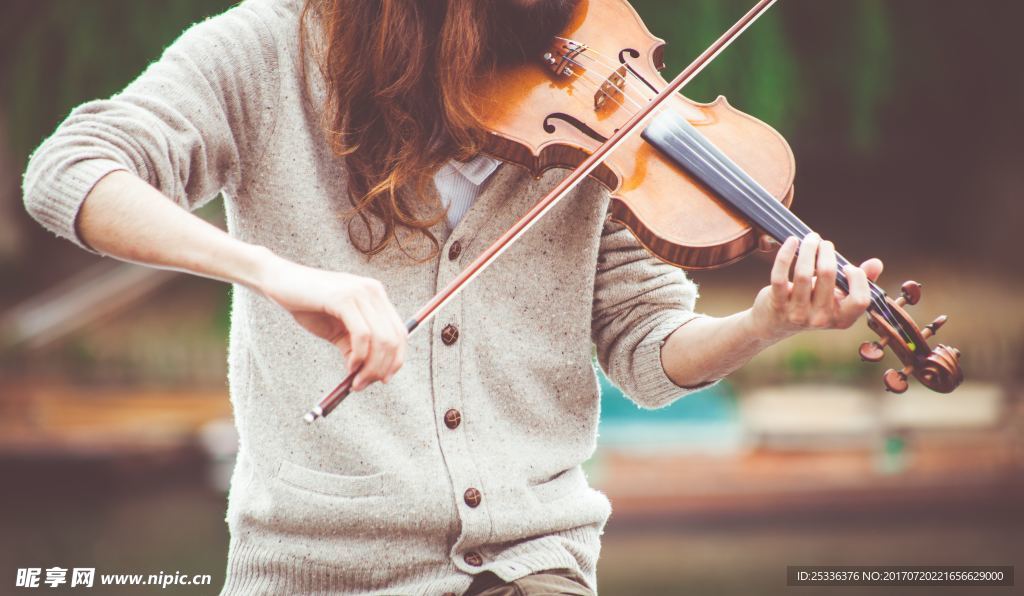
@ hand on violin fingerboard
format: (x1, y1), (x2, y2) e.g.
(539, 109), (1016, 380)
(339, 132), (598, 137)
(751, 233), (883, 342)
(660, 233), (883, 389)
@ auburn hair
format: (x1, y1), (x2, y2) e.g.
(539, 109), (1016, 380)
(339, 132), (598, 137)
(300, 0), (497, 260)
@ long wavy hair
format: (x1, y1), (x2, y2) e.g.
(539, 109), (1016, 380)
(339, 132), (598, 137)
(300, 0), (576, 260)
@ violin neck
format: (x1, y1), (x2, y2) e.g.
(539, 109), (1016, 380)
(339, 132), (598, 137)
(642, 109), (884, 300)
(642, 108), (908, 339)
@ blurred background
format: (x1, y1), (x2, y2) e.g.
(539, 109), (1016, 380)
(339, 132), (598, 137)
(1, 0), (1022, 594)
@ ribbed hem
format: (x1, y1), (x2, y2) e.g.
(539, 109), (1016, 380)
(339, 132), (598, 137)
(220, 539), (473, 596)
(29, 157), (128, 253)
(631, 311), (721, 409)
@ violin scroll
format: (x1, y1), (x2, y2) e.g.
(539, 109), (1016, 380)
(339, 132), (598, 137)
(858, 280), (963, 394)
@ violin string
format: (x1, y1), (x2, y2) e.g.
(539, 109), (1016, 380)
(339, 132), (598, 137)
(557, 49), (910, 340)
(565, 55), (815, 242)
(559, 51), (651, 110)
(561, 56), (837, 252)
(564, 52), (881, 288)
(563, 50), (907, 334)
(555, 39), (661, 97)
(564, 54), (858, 266)
(558, 59), (646, 112)
(566, 44), (664, 104)
(651, 116), (912, 337)
(563, 56), (815, 248)
(650, 110), (912, 339)
(565, 59), (901, 332)
(549, 40), (682, 114)
(554, 47), (907, 337)
(651, 112), (910, 340)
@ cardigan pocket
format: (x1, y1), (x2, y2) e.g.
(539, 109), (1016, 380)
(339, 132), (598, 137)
(276, 460), (390, 498)
(528, 466), (587, 504)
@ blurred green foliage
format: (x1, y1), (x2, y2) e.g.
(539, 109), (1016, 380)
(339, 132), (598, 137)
(0, 0), (895, 161)
(0, 0), (235, 159)
(781, 346), (868, 384)
(634, 0), (896, 148)
(636, 0), (802, 135)
(2, 0), (1023, 272)
(5, 0), (1024, 161)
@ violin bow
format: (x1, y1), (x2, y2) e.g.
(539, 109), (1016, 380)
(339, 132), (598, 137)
(304, 0), (778, 422)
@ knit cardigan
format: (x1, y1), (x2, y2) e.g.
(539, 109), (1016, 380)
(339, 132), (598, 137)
(21, 0), (708, 593)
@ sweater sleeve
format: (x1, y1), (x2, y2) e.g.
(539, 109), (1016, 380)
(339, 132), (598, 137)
(591, 218), (717, 409)
(21, 0), (283, 251)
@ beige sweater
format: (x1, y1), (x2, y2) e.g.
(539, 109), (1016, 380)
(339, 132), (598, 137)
(22, 0), (707, 593)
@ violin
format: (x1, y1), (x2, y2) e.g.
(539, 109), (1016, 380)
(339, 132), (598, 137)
(304, 0), (962, 423)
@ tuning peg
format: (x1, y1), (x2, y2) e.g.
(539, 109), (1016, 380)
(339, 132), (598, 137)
(921, 315), (947, 339)
(883, 365), (912, 393)
(897, 281), (922, 307)
(859, 339), (887, 362)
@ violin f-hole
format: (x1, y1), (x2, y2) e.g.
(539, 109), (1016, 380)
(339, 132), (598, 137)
(543, 113), (610, 144)
(618, 48), (659, 94)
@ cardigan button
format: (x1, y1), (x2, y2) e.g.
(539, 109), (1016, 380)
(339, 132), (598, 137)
(441, 324), (459, 345)
(448, 241), (462, 261)
(444, 409), (462, 429)
(463, 552), (483, 567)
(464, 487), (482, 508)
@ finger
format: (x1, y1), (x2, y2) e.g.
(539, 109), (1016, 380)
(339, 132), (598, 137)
(770, 236), (799, 304)
(293, 311), (342, 342)
(352, 297), (393, 391)
(326, 300), (371, 373)
(838, 264), (872, 327)
(386, 311), (408, 382)
(859, 257), (884, 282)
(367, 281), (407, 383)
(378, 289), (407, 381)
(791, 233), (820, 320)
(812, 239), (837, 311)
(334, 337), (352, 362)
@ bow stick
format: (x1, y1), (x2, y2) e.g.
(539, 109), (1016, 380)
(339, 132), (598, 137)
(304, 0), (778, 422)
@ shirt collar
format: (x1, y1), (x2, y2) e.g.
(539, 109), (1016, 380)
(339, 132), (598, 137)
(449, 154), (502, 186)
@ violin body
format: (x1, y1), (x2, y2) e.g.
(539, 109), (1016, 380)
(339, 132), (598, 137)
(477, 0), (795, 269)
(476, 0), (963, 394)
(306, 0), (962, 422)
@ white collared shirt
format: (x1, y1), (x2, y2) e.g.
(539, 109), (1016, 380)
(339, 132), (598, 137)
(433, 154), (502, 229)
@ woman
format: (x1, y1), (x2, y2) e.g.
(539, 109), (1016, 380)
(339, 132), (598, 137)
(22, 0), (881, 593)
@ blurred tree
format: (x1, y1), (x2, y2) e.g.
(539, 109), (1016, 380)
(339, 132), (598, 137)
(0, 0), (235, 292)
(0, 0), (236, 161)
(0, 110), (24, 261)
(634, 0), (802, 135)
(1, 0), (1022, 274)
(632, 0), (897, 148)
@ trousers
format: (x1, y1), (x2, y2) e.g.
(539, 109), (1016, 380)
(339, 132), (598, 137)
(465, 568), (595, 596)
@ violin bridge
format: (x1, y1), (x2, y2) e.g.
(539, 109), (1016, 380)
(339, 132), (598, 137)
(595, 66), (628, 111)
